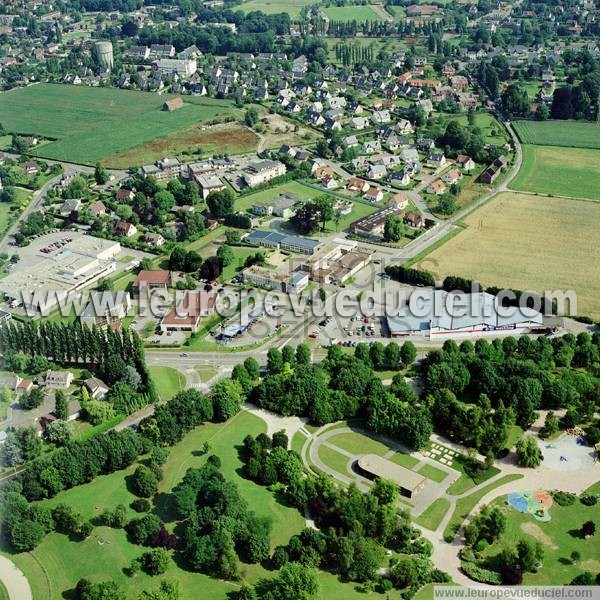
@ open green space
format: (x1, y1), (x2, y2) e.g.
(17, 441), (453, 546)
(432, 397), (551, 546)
(318, 444), (352, 476)
(327, 430), (393, 457)
(322, 5), (385, 21)
(219, 246), (266, 281)
(449, 112), (508, 146)
(194, 365), (219, 382)
(513, 120), (600, 149)
(414, 498), (451, 531)
(148, 366), (185, 401)
(443, 474), (524, 540)
(0, 84), (234, 165)
(7, 411), (306, 599)
(510, 144), (600, 200)
(478, 494), (600, 585)
(0, 580), (8, 600)
(418, 463), (448, 483)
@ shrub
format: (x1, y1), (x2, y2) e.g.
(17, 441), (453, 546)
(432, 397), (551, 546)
(552, 491), (576, 506)
(461, 562), (502, 585)
(131, 498), (151, 512)
(580, 494), (598, 507)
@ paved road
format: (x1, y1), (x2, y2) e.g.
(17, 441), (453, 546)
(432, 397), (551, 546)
(0, 556), (32, 600)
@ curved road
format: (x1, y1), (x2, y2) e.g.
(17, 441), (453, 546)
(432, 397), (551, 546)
(0, 556), (32, 600)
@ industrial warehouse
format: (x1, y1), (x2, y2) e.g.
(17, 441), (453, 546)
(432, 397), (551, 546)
(386, 290), (545, 338)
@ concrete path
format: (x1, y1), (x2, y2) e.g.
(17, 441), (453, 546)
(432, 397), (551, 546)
(0, 556), (32, 600)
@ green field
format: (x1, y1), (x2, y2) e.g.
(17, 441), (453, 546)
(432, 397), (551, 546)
(478, 494), (600, 585)
(414, 498), (451, 531)
(417, 192), (600, 319)
(318, 444), (352, 476)
(0, 84), (234, 165)
(327, 431), (393, 457)
(510, 144), (600, 200)
(148, 366), (185, 401)
(322, 5), (385, 21)
(513, 120), (600, 149)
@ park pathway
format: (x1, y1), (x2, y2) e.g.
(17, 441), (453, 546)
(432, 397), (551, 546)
(0, 556), (32, 600)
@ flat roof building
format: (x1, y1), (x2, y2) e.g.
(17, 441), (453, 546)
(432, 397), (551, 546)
(356, 454), (426, 498)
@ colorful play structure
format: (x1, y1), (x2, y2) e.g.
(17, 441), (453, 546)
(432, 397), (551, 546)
(507, 490), (553, 522)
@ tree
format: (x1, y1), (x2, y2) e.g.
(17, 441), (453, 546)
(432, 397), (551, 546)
(314, 195), (333, 231)
(516, 538), (543, 572)
(10, 519), (45, 552)
(127, 514), (161, 545)
(292, 203), (320, 235)
(400, 341), (417, 366)
(515, 436), (543, 468)
(383, 214), (406, 242)
(371, 478), (398, 505)
(141, 548), (170, 575)
(581, 520), (596, 537)
(21, 387), (45, 409)
(441, 120), (469, 150)
(539, 411), (558, 439)
(262, 562), (320, 600)
(550, 86), (574, 120)
(131, 465), (159, 498)
(244, 357), (260, 380)
(211, 380), (244, 422)
(501, 84), (530, 117)
(55, 390), (68, 420)
(94, 163), (109, 185)
(437, 193), (457, 216)
(295, 344), (311, 366)
(207, 189), (234, 218)
(217, 245), (235, 267)
(45, 420), (73, 446)
(75, 579), (122, 600)
(267, 348), (283, 374)
(245, 107), (259, 127)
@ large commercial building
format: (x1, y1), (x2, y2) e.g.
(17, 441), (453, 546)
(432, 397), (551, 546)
(356, 454), (426, 498)
(386, 291), (544, 339)
(348, 199), (405, 240)
(0, 237), (121, 313)
(153, 58), (197, 78)
(160, 291), (217, 333)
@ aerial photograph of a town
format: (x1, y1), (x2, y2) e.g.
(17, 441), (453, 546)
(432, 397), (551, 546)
(0, 0), (598, 598)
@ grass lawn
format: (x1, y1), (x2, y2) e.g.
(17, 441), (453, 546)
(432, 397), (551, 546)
(0, 84), (234, 165)
(0, 580), (8, 600)
(505, 425), (524, 450)
(219, 246), (266, 282)
(322, 5), (385, 21)
(510, 144), (600, 200)
(318, 444), (352, 476)
(326, 431), (393, 457)
(390, 452), (420, 469)
(512, 120), (600, 149)
(417, 463), (448, 483)
(7, 411), (306, 599)
(149, 366), (185, 401)
(416, 192), (600, 319)
(291, 431), (307, 457)
(236, 181), (319, 212)
(478, 495), (600, 585)
(414, 498), (451, 530)
(449, 112), (508, 145)
(443, 474), (524, 540)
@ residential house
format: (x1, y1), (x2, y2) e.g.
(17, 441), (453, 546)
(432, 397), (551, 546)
(84, 377), (110, 400)
(371, 110), (391, 125)
(144, 232), (166, 247)
(363, 186), (384, 202)
(363, 140), (382, 154)
(59, 197), (81, 216)
(347, 177), (369, 193)
(389, 170), (411, 186)
(368, 164), (388, 180)
(426, 179), (446, 195)
(351, 116), (370, 130)
(427, 152), (446, 169)
(115, 221), (137, 237)
(404, 212), (424, 228)
(116, 188), (135, 202)
(44, 370), (73, 389)
(89, 200), (107, 217)
(442, 169), (462, 185)
(456, 154), (475, 171)
(132, 270), (172, 296)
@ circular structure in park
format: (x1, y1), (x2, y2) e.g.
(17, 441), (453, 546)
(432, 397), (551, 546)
(507, 490), (553, 522)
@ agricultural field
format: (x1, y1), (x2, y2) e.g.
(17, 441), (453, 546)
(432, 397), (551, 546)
(416, 192), (600, 318)
(322, 5), (386, 21)
(510, 145), (600, 201)
(0, 84), (235, 165)
(237, 0), (310, 17)
(512, 120), (600, 149)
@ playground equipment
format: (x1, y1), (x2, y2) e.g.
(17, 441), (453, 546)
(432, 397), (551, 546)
(507, 490), (552, 522)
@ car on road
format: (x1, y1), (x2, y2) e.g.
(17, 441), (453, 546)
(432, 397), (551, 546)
(180, 353), (188, 357)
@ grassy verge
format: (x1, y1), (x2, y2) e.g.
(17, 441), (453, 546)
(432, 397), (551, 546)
(414, 498), (451, 531)
(148, 366), (185, 401)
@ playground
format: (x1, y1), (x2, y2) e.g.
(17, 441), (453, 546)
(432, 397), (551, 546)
(539, 433), (596, 471)
(507, 490), (553, 522)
